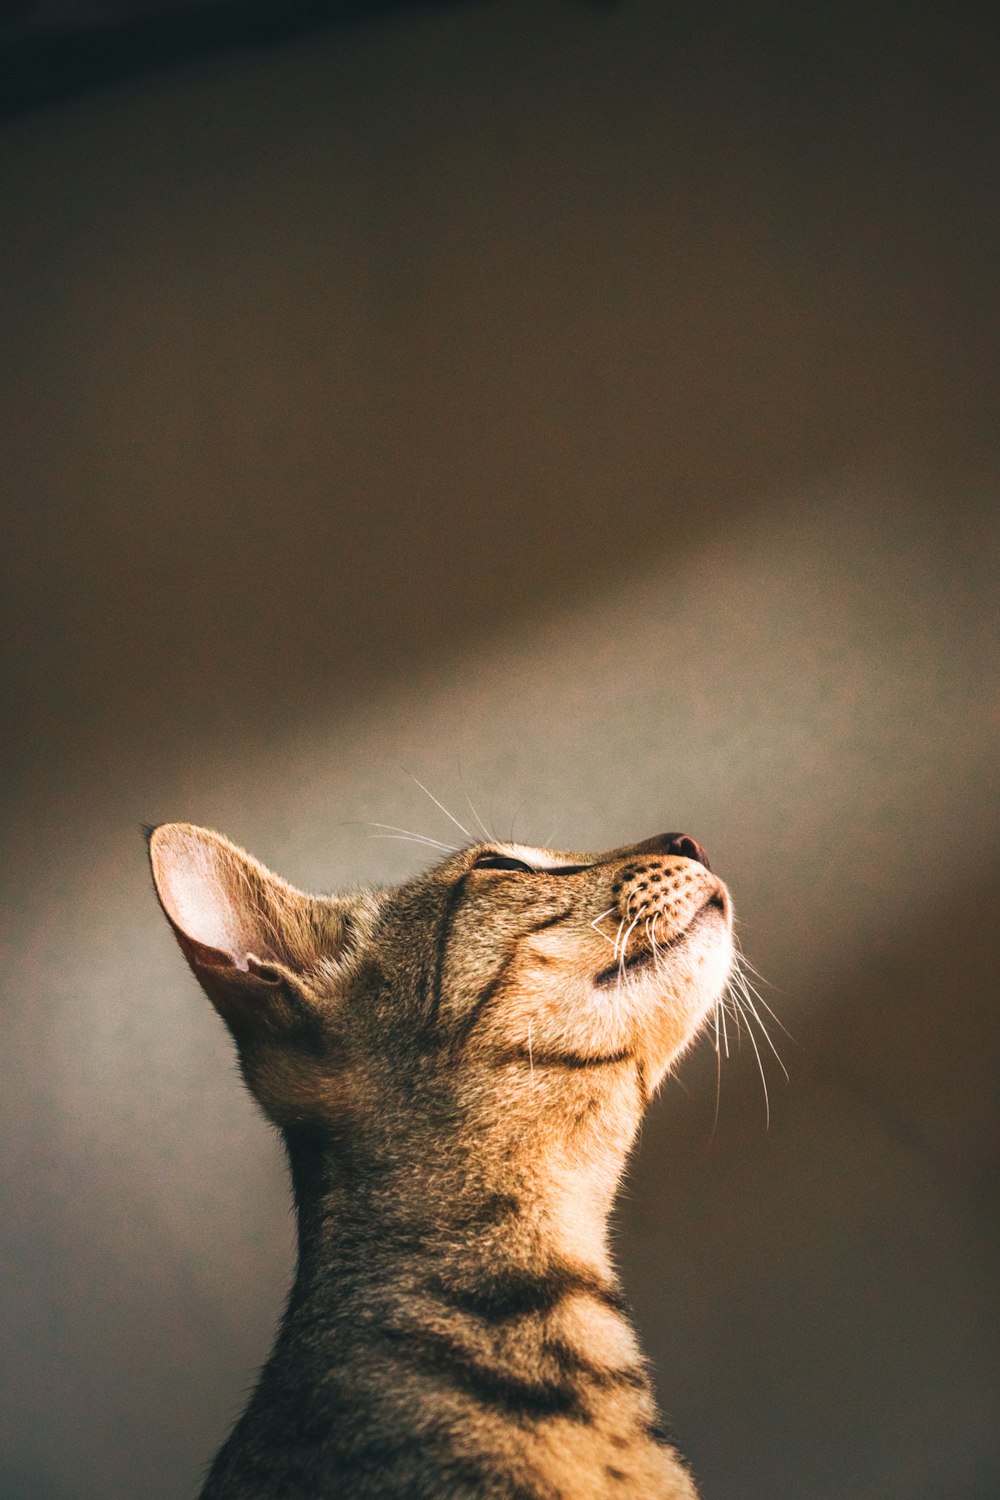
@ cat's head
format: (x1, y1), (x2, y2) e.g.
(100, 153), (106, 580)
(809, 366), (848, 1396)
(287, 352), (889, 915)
(149, 823), (733, 1192)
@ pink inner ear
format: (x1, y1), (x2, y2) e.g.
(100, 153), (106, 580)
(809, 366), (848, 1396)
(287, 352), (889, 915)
(152, 827), (254, 970)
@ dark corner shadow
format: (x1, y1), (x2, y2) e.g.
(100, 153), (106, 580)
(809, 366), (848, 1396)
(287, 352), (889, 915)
(3, 0), (997, 123)
(0, 0), (473, 122)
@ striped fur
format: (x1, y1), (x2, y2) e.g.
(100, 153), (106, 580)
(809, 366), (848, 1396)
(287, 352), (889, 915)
(149, 824), (734, 1498)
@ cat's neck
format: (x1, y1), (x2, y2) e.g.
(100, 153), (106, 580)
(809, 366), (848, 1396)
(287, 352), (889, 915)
(284, 1125), (622, 1312)
(210, 1128), (695, 1500)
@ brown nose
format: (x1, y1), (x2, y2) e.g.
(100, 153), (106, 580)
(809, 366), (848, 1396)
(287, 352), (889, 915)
(636, 832), (711, 869)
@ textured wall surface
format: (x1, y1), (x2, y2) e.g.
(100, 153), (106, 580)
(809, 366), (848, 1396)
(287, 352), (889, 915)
(2, 3), (998, 1497)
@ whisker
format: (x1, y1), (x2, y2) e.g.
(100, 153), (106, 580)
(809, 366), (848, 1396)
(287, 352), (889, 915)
(456, 758), (493, 843)
(589, 907), (619, 948)
(731, 942), (796, 1039)
(733, 980), (789, 1081)
(617, 910), (643, 984)
(466, 795), (492, 842)
(402, 769), (473, 841)
(367, 823), (459, 852)
(737, 992), (771, 1129)
(369, 836), (458, 855)
(724, 988), (744, 1044)
(711, 1001), (722, 1137)
(613, 916), (631, 998)
(369, 835), (462, 854)
(718, 996), (730, 1058)
(733, 946), (772, 985)
(736, 966), (796, 1042)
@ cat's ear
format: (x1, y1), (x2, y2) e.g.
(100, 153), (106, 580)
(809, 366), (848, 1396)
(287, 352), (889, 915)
(147, 822), (338, 1034)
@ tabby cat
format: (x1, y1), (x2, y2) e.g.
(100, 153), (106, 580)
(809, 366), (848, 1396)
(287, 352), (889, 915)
(148, 821), (734, 1499)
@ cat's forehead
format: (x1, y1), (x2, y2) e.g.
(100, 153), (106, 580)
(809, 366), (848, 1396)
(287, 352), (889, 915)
(372, 841), (599, 922)
(497, 843), (597, 870)
(388, 841), (597, 896)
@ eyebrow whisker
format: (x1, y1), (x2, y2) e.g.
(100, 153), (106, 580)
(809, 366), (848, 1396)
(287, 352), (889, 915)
(402, 769), (474, 841)
(456, 757), (494, 842)
(367, 823), (459, 852)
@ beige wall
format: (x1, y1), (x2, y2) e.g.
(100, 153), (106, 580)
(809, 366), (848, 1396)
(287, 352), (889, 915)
(1, 3), (998, 1496)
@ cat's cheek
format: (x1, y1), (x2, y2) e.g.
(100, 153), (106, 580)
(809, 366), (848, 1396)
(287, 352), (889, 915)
(500, 972), (631, 1059)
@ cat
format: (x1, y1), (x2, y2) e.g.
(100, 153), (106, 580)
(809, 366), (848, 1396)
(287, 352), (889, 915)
(148, 821), (734, 1499)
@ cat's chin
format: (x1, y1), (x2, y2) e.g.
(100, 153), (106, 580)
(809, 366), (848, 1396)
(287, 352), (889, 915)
(631, 912), (736, 1082)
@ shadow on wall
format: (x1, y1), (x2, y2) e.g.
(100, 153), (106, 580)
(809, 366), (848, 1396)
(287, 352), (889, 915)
(0, 0), (470, 120)
(3, 0), (998, 830)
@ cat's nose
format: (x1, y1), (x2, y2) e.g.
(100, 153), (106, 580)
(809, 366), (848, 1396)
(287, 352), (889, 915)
(636, 832), (711, 869)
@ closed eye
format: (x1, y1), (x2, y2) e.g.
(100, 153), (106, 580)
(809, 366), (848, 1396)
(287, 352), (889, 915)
(471, 853), (536, 873)
(471, 853), (590, 876)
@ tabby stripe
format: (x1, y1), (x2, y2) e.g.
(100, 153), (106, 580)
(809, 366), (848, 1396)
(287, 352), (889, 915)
(432, 1263), (627, 1323)
(524, 908), (575, 933)
(449, 911), (573, 1051)
(452, 1191), (522, 1231)
(547, 1338), (650, 1392)
(376, 1323), (591, 1424)
(444, 911), (577, 1053)
(330, 1434), (546, 1498)
(506, 1045), (635, 1071)
(594, 947), (655, 987)
(448, 952), (517, 1051)
(427, 874), (470, 1033)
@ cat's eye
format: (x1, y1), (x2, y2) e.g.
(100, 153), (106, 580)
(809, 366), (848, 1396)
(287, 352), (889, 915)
(471, 853), (536, 873)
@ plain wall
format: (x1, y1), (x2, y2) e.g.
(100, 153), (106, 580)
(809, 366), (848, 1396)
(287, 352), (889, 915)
(2, 3), (998, 1497)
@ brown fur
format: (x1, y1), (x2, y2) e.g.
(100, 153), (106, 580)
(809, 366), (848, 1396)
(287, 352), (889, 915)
(149, 823), (734, 1499)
